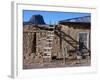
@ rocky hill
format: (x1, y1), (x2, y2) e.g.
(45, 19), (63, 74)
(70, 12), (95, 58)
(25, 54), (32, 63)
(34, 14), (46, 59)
(23, 14), (46, 25)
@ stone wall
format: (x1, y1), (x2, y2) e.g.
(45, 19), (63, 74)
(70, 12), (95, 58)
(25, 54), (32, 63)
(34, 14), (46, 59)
(23, 24), (90, 68)
(23, 25), (37, 67)
(59, 24), (90, 59)
(23, 25), (55, 67)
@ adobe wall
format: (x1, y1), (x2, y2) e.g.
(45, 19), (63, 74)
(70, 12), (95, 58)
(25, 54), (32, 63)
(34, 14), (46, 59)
(23, 25), (37, 67)
(59, 24), (90, 50)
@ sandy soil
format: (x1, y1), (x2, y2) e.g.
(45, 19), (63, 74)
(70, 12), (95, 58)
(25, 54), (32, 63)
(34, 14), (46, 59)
(23, 58), (91, 69)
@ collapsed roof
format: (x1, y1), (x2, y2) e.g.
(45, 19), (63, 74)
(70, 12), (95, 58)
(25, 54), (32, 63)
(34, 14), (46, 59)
(59, 16), (91, 29)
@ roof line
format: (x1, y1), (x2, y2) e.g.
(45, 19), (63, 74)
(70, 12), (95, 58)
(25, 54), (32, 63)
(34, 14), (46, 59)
(63, 15), (90, 21)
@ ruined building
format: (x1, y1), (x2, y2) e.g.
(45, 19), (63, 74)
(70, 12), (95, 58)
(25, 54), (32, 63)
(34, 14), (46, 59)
(23, 15), (91, 69)
(56, 16), (91, 60)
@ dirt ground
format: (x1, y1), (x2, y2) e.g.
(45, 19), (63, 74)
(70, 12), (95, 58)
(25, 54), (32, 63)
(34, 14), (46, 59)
(23, 58), (91, 69)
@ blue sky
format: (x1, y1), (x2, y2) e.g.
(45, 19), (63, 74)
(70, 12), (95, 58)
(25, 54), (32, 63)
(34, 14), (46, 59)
(23, 10), (90, 24)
